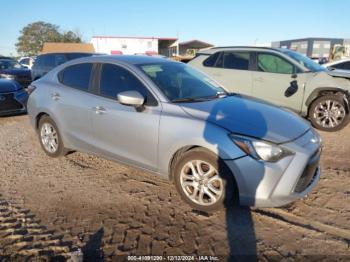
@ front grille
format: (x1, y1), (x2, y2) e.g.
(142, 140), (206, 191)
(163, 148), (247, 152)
(0, 93), (23, 111)
(294, 150), (320, 193)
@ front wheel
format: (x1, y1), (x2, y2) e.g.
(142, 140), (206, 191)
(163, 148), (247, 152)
(173, 148), (237, 212)
(309, 94), (350, 132)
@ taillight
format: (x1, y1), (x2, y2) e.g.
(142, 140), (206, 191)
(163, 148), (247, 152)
(27, 84), (37, 95)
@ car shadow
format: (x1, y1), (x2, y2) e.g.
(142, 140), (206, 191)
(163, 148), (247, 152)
(202, 95), (268, 261)
(82, 227), (104, 261)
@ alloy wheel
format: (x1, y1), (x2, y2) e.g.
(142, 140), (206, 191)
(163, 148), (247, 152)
(180, 160), (223, 206)
(40, 123), (59, 153)
(313, 99), (346, 129)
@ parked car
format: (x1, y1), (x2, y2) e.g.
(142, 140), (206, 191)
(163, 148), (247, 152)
(0, 59), (32, 87)
(0, 56), (15, 60)
(189, 47), (350, 132)
(323, 57), (350, 71)
(31, 52), (96, 80)
(0, 79), (28, 116)
(27, 55), (321, 212)
(18, 56), (36, 69)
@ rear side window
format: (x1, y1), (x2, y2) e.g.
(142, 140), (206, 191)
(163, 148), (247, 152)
(42, 55), (55, 67)
(257, 53), (294, 74)
(203, 52), (221, 67)
(222, 52), (250, 70)
(99, 63), (157, 105)
(60, 63), (93, 91)
(55, 54), (67, 66)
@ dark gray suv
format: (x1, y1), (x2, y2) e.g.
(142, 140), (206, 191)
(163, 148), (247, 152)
(31, 52), (95, 81)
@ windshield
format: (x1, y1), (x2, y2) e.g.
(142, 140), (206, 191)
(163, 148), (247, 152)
(137, 62), (226, 102)
(282, 50), (326, 72)
(0, 60), (23, 70)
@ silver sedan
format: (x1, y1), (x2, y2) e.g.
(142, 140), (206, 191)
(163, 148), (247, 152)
(27, 55), (321, 212)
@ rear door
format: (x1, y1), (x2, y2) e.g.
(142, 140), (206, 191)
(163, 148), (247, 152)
(199, 51), (253, 95)
(90, 63), (161, 170)
(252, 52), (309, 112)
(51, 62), (97, 151)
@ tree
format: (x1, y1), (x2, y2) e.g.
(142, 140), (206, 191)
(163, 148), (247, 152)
(16, 21), (82, 56)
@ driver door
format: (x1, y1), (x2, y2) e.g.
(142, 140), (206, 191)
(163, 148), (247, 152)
(90, 63), (161, 171)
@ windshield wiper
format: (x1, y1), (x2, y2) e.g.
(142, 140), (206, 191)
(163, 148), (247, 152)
(171, 91), (235, 103)
(171, 97), (211, 103)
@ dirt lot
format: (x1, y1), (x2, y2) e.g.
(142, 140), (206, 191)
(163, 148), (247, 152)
(0, 115), (349, 261)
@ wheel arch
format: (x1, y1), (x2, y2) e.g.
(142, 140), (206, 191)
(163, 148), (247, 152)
(35, 112), (50, 130)
(305, 87), (350, 115)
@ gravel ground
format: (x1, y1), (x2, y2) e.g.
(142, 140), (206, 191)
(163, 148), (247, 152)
(0, 115), (349, 261)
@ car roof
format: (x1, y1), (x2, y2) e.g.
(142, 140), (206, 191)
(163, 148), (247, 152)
(198, 46), (284, 55)
(37, 52), (95, 56)
(68, 55), (175, 65)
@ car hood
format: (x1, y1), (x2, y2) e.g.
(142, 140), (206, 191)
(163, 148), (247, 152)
(180, 95), (310, 144)
(0, 68), (31, 77)
(0, 79), (22, 93)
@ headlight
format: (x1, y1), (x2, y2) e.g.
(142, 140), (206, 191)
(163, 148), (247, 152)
(230, 134), (294, 162)
(0, 74), (15, 80)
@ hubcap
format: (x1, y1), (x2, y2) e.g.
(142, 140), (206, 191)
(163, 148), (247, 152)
(314, 99), (346, 129)
(40, 123), (59, 153)
(180, 160), (223, 206)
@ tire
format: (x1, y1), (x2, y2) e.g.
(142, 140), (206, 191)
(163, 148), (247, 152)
(38, 115), (67, 157)
(309, 94), (350, 132)
(173, 148), (237, 212)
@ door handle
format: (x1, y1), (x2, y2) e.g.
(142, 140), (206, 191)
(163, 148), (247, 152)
(254, 77), (264, 82)
(51, 92), (60, 101)
(92, 106), (106, 115)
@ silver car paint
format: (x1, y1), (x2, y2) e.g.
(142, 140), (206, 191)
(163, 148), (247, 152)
(27, 55), (321, 207)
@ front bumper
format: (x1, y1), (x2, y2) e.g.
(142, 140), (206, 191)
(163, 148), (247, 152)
(226, 129), (321, 207)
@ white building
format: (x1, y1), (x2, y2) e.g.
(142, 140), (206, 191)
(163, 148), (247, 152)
(91, 36), (178, 57)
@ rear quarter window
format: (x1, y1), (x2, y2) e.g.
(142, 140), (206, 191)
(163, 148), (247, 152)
(203, 52), (221, 67)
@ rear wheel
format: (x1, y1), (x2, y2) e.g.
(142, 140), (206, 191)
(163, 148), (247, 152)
(309, 94), (350, 132)
(173, 148), (237, 212)
(38, 115), (67, 157)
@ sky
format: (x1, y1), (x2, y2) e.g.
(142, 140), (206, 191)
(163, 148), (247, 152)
(0, 0), (349, 56)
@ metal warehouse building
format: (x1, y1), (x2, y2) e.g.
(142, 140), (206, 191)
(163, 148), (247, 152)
(272, 37), (350, 58)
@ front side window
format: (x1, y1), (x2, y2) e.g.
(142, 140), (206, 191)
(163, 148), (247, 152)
(222, 52), (250, 70)
(331, 61), (350, 70)
(257, 53), (294, 74)
(60, 63), (92, 91)
(99, 63), (148, 99)
(138, 62), (226, 102)
(343, 61), (350, 70)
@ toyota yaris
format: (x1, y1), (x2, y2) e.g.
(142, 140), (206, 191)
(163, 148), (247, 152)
(27, 55), (321, 212)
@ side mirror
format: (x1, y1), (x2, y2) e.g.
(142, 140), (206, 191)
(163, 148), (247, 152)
(285, 80), (298, 97)
(117, 91), (145, 111)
